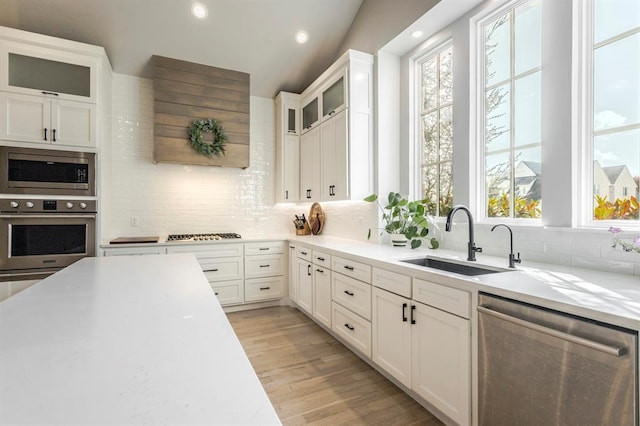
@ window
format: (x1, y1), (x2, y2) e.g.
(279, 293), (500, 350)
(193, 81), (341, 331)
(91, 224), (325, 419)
(418, 43), (453, 217)
(479, 0), (542, 219)
(589, 0), (640, 222)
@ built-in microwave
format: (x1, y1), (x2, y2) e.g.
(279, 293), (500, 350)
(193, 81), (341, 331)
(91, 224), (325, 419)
(0, 146), (95, 196)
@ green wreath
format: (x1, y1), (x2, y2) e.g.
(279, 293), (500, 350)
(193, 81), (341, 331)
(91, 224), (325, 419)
(188, 118), (228, 158)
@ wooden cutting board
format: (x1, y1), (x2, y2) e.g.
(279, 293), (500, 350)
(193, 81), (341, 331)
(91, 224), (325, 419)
(109, 236), (160, 244)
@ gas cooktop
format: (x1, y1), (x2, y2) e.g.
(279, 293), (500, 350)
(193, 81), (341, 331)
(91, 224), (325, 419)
(166, 233), (242, 242)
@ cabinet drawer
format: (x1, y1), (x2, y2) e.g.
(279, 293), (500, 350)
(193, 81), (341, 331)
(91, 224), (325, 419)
(166, 243), (243, 258)
(312, 250), (332, 268)
(332, 272), (371, 321)
(210, 280), (244, 306)
(245, 254), (285, 278)
(202, 257), (243, 281)
(332, 255), (371, 283)
(245, 241), (286, 256)
(372, 267), (411, 299)
(245, 276), (285, 302)
(296, 246), (312, 261)
(103, 247), (166, 256)
(413, 278), (470, 319)
(332, 302), (371, 358)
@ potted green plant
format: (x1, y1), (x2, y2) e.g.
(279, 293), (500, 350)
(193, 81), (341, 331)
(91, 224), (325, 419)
(364, 192), (439, 249)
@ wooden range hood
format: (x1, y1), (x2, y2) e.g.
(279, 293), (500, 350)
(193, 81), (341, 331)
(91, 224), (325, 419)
(152, 55), (250, 168)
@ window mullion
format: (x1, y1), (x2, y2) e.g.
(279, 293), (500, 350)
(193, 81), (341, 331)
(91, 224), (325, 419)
(509, 9), (516, 218)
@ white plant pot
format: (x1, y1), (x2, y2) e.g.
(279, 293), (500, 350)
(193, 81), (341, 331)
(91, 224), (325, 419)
(389, 235), (408, 247)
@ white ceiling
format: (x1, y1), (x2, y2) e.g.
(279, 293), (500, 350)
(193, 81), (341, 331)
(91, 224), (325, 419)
(0, 0), (364, 97)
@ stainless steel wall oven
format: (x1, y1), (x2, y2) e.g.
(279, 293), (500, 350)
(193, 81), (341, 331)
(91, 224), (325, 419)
(0, 146), (95, 196)
(0, 199), (96, 281)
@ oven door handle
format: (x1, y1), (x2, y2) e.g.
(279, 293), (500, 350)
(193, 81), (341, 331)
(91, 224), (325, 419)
(0, 214), (96, 219)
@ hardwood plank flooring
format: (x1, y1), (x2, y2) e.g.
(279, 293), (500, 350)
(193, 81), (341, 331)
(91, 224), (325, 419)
(227, 306), (444, 425)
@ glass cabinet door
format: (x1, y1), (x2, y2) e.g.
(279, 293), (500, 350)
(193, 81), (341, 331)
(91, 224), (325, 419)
(322, 76), (345, 118)
(302, 97), (319, 131)
(287, 107), (297, 134)
(9, 53), (91, 98)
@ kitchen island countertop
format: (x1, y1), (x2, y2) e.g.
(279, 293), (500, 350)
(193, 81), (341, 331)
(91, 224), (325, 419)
(0, 254), (280, 425)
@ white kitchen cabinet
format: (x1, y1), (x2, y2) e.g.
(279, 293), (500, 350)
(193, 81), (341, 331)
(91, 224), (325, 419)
(332, 301), (372, 358)
(297, 258), (313, 315)
(412, 301), (470, 426)
(103, 246), (167, 256)
(320, 109), (348, 200)
(245, 276), (285, 302)
(301, 93), (319, 133)
(312, 261), (332, 329)
(371, 287), (412, 388)
(243, 241), (286, 303)
(275, 92), (300, 202)
(320, 70), (346, 120)
(299, 126), (320, 201)
(0, 40), (97, 103)
(288, 245), (298, 304)
(0, 92), (96, 148)
(331, 271), (371, 321)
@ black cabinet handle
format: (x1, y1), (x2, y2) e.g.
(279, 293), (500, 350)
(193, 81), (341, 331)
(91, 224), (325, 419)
(300, 251), (308, 255)
(344, 323), (354, 331)
(306, 189), (311, 199)
(316, 257), (325, 261)
(259, 247), (269, 251)
(44, 128), (48, 141)
(344, 290), (354, 296)
(259, 287), (271, 291)
(214, 292), (219, 295)
(211, 268), (219, 272)
(329, 185), (335, 196)
(344, 265), (354, 271)
(411, 305), (416, 324)
(259, 264), (270, 268)
(41, 91), (59, 96)
(52, 129), (56, 142)
(402, 303), (408, 322)
(316, 268), (324, 273)
(328, 110), (335, 116)
(285, 190), (289, 199)
(307, 264), (311, 276)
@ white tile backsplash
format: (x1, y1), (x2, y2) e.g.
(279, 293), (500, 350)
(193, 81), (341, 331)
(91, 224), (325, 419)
(103, 74), (377, 243)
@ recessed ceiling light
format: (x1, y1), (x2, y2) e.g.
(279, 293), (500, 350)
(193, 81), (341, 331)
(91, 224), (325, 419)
(411, 30), (423, 38)
(296, 31), (309, 44)
(191, 3), (208, 19)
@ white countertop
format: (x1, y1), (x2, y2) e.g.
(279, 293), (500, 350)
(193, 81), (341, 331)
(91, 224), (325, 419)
(288, 235), (640, 330)
(0, 254), (280, 425)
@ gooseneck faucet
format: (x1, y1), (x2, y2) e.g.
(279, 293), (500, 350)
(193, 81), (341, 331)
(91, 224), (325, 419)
(491, 224), (522, 268)
(445, 205), (482, 261)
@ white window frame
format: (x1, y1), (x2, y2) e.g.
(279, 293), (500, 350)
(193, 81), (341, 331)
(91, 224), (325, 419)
(472, 0), (543, 225)
(414, 39), (454, 217)
(576, 0), (640, 229)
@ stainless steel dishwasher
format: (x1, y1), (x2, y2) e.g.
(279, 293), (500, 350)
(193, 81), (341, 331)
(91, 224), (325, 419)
(478, 293), (637, 425)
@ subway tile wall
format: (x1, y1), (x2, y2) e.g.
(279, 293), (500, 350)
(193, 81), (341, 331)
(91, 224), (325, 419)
(104, 74), (376, 242)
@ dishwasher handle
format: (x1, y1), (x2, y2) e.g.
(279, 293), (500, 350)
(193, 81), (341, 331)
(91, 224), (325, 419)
(478, 305), (626, 357)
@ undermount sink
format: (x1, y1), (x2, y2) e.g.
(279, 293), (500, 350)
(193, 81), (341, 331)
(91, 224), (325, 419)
(400, 257), (508, 276)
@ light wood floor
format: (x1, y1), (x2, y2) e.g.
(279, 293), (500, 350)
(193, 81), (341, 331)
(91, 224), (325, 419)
(227, 306), (444, 425)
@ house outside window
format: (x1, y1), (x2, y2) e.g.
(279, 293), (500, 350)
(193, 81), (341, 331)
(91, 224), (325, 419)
(418, 43), (453, 217)
(588, 0), (640, 222)
(479, 0), (542, 220)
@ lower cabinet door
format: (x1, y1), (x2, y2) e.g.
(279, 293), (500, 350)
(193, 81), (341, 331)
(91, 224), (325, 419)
(412, 302), (470, 426)
(244, 276), (284, 302)
(332, 302), (371, 358)
(372, 287), (412, 388)
(313, 266), (331, 328)
(297, 259), (313, 315)
(210, 280), (244, 306)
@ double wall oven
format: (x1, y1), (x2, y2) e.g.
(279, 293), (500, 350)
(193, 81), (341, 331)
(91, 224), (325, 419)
(0, 146), (96, 281)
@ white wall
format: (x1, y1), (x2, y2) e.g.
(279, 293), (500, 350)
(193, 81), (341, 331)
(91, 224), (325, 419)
(103, 74), (376, 243)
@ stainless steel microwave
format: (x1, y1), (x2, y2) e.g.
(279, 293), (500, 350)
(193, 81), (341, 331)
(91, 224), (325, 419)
(0, 146), (95, 196)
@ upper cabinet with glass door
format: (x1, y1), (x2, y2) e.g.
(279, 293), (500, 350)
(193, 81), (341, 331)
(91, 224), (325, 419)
(321, 69), (347, 121)
(301, 94), (319, 134)
(0, 41), (97, 104)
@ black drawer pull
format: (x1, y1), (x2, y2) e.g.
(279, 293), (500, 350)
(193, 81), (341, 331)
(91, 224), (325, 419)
(300, 251), (308, 255)
(411, 305), (416, 324)
(402, 303), (408, 322)
(316, 268), (324, 273)
(259, 264), (270, 268)
(344, 290), (354, 296)
(259, 286), (271, 291)
(214, 292), (219, 295)
(44, 127), (48, 141)
(344, 323), (355, 331)
(42, 91), (59, 96)
(210, 268), (219, 272)
(52, 128), (56, 142)
(344, 265), (355, 271)
(259, 247), (270, 251)
(316, 257), (325, 261)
